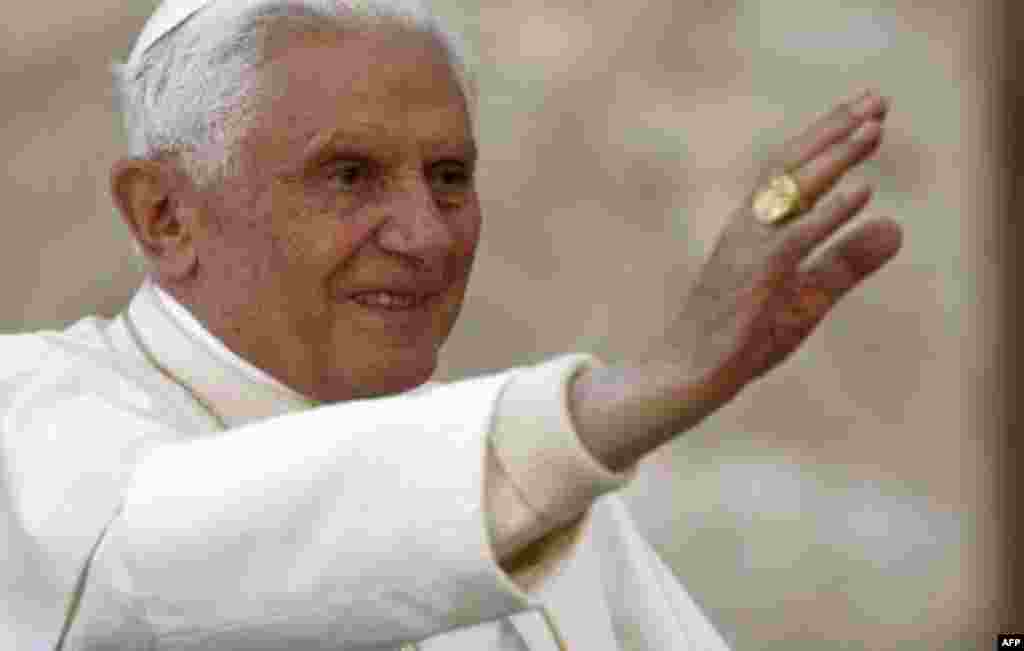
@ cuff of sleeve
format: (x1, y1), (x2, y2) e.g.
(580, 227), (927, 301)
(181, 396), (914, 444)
(490, 353), (639, 530)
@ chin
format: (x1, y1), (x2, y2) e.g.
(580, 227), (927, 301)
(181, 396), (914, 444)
(373, 360), (437, 396)
(319, 349), (439, 402)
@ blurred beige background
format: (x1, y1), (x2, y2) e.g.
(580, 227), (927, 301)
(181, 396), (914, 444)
(0, 1), (1001, 649)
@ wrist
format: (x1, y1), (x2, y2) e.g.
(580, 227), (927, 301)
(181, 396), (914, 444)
(568, 359), (726, 472)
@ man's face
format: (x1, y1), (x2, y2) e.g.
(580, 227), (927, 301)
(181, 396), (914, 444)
(184, 25), (480, 403)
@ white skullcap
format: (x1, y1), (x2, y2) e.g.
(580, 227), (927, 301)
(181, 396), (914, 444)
(129, 0), (217, 65)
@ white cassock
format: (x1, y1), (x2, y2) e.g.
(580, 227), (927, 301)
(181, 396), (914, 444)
(0, 276), (731, 650)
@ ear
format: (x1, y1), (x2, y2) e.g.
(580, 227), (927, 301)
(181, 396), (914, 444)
(110, 158), (198, 280)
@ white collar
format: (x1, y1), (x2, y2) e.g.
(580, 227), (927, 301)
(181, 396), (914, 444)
(118, 276), (320, 428)
(149, 280), (310, 404)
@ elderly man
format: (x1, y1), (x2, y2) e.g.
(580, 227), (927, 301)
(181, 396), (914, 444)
(1, 0), (901, 649)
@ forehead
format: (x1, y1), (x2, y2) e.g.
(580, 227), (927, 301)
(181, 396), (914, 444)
(241, 25), (473, 163)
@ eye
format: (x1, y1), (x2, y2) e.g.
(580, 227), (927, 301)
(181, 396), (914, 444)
(326, 160), (369, 191)
(430, 161), (473, 193)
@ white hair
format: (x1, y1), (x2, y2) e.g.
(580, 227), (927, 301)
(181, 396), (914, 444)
(112, 0), (478, 188)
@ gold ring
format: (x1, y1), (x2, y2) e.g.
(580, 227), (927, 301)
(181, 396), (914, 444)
(752, 172), (810, 226)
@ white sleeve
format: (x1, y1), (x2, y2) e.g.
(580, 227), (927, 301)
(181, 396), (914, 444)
(5, 361), (538, 650)
(485, 353), (639, 584)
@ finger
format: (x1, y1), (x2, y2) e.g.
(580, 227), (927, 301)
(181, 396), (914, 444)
(777, 90), (889, 173)
(791, 118), (883, 210)
(776, 183), (874, 267)
(798, 217), (904, 303)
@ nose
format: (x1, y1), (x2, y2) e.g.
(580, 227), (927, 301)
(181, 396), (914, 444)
(375, 176), (455, 267)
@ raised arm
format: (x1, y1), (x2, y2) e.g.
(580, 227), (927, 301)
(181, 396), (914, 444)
(0, 352), (561, 650)
(474, 91), (902, 582)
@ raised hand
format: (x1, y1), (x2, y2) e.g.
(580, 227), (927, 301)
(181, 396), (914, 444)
(570, 90), (904, 473)
(663, 89), (903, 407)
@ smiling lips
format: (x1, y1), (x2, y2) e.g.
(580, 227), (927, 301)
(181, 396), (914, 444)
(352, 291), (431, 310)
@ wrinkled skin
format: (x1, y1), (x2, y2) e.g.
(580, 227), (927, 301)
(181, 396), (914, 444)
(115, 24), (481, 404)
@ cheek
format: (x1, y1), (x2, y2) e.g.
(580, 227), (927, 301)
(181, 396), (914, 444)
(199, 216), (275, 290)
(452, 202), (483, 258)
(204, 183), (287, 279)
(279, 210), (378, 280)
(266, 183), (366, 270)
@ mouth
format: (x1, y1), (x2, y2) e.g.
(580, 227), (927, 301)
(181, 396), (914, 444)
(349, 291), (440, 312)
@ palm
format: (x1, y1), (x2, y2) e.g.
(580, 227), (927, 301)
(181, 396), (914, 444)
(720, 265), (835, 383)
(682, 212), (901, 404)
